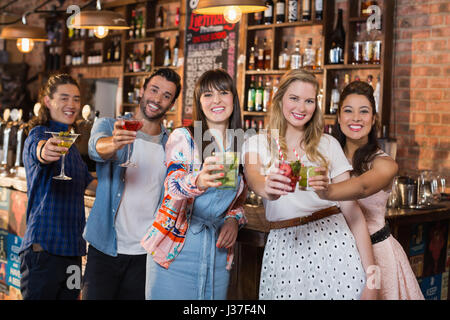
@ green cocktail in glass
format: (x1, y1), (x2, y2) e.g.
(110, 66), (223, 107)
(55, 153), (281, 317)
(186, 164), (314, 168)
(214, 152), (239, 189)
(298, 166), (321, 191)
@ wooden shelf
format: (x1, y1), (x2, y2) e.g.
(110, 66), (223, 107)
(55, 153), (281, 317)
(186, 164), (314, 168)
(146, 26), (179, 33)
(246, 69), (323, 75)
(69, 62), (122, 68)
(125, 37), (154, 44)
(123, 71), (152, 76)
(324, 64), (381, 70)
(243, 112), (267, 116)
(247, 20), (323, 30)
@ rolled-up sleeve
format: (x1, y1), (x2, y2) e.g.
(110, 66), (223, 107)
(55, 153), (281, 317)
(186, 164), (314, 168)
(88, 118), (114, 163)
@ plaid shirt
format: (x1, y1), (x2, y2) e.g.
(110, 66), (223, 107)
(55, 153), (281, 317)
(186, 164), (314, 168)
(20, 121), (93, 256)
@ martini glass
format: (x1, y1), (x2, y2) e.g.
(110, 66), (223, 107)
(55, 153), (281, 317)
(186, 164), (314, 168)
(48, 131), (80, 180)
(118, 118), (143, 168)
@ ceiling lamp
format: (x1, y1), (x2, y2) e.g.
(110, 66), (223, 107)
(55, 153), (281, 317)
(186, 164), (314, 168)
(0, 16), (48, 53)
(193, 0), (266, 24)
(69, 0), (129, 39)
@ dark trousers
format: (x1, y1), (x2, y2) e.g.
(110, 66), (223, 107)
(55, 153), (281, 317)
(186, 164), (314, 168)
(81, 245), (146, 300)
(19, 246), (82, 300)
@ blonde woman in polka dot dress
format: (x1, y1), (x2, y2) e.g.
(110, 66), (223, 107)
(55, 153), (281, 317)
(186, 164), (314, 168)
(242, 70), (378, 300)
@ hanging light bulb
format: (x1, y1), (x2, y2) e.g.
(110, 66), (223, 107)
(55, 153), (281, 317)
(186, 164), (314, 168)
(223, 6), (242, 23)
(93, 26), (109, 39)
(16, 38), (35, 53)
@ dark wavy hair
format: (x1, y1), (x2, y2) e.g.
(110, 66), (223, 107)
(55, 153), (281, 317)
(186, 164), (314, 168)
(332, 81), (380, 176)
(187, 68), (242, 155)
(28, 73), (80, 130)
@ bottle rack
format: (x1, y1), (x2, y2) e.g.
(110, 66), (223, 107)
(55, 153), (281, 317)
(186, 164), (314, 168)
(43, 0), (182, 123)
(240, 0), (394, 137)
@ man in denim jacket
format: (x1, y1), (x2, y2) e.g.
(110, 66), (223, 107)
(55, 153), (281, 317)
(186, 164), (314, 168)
(82, 68), (181, 299)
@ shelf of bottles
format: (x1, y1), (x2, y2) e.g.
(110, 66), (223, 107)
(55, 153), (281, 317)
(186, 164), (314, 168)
(122, 0), (181, 116)
(45, 18), (65, 73)
(242, 1), (326, 132)
(323, 0), (392, 135)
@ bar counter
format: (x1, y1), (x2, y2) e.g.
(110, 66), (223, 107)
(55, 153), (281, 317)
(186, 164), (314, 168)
(0, 175), (449, 300)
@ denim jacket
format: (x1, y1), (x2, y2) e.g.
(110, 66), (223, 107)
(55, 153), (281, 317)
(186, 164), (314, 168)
(83, 115), (169, 256)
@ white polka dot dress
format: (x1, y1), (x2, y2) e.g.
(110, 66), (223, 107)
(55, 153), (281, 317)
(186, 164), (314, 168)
(259, 213), (366, 300)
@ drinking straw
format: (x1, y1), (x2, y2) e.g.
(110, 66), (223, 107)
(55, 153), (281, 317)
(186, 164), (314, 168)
(274, 138), (284, 161)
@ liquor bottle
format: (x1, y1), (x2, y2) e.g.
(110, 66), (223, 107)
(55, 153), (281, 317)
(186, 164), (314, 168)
(367, 74), (374, 88)
(255, 76), (264, 112)
(288, 0), (298, 22)
(145, 43), (152, 71)
(290, 40), (302, 69)
(114, 38), (121, 62)
(314, 45), (323, 70)
(138, 10), (145, 38)
(303, 38), (315, 69)
(263, 77), (272, 112)
(53, 47), (61, 70)
(133, 50), (141, 72)
(329, 75), (339, 114)
(175, 7), (180, 26)
(65, 49), (72, 66)
(258, 120), (264, 132)
(245, 119), (251, 130)
(276, 0), (286, 24)
(256, 37), (264, 70)
(263, 38), (271, 70)
(264, 0), (274, 25)
(254, 10), (263, 25)
(127, 51), (134, 72)
(157, 6), (164, 28)
(273, 76), (280, 96)
(106, 41), (113, 62)
(172, 35), (179, 67)
(163, 38), (171, 66)
(344, 73), (351, 87)
(248, 46), (256, 70)
(129, 10), (136, 39)
(329, 9), (345, 64)
(374, 75), (380, 113)
(247, 76), (256, 112)
(361, 0), (378, 17)
(142, 44), (149, 71)
(278, 41), (290, 70)
(315, 0), (323, 20)
(302, 0), (311, 21)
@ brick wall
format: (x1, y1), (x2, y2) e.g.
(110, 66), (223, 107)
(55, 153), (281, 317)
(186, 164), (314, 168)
(393, 0), (449, 191)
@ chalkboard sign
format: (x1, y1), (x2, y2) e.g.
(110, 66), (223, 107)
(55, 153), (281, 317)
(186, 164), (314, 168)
(182, 1), (240, 125)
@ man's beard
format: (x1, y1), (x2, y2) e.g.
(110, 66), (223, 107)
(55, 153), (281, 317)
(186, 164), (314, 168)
(140, 99), (168, 121)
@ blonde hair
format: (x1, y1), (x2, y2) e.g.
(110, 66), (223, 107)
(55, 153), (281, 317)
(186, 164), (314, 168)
(267, 69), (328, 168)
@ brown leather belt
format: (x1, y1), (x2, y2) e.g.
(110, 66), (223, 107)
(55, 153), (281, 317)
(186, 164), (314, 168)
(268, 206), (341, 230)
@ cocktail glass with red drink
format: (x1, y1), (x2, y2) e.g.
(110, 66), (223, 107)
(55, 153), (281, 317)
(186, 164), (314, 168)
(118, 117), (143, 168)
(279, 160), (301, 192)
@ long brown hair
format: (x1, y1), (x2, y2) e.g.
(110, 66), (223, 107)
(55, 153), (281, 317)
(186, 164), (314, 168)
(28, 73), (80, 130)
(332, 81), (380, 176)
(187, 69), (243, 158)
(268, 69), (328, 167)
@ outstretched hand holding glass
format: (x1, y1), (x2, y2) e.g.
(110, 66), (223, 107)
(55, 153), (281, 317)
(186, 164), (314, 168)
(115, 116), (144, 168)
(45, 131), (80, 180)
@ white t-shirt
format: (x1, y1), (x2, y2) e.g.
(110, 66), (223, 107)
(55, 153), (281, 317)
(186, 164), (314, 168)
(242, 133), (353, 222)
(115, 131), (166, 255)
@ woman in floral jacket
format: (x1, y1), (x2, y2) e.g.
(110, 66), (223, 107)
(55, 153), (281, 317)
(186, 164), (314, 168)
(141, 69), (247, 300)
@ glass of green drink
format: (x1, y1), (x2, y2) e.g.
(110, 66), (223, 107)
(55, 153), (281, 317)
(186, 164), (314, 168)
(298, 166), (321, 191)
(213, 151), (239, 189)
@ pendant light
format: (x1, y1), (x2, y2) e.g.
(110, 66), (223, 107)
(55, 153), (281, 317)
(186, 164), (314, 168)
(0, 15), (48, 53)
(193, 0), (267, 24)
(69, 0), (129, 39)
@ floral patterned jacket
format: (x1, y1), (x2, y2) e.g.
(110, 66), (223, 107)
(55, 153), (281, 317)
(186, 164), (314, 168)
(141, 127), (247, 270)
